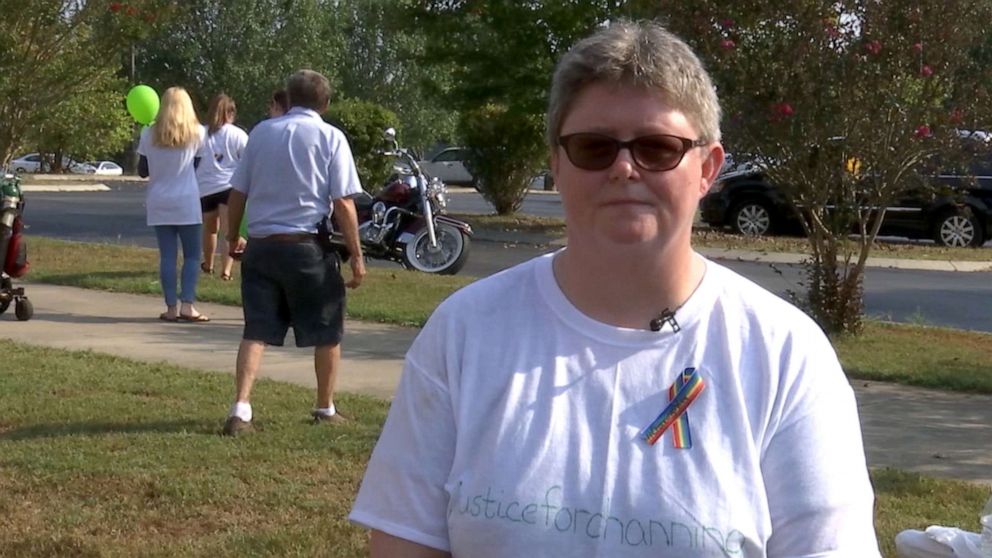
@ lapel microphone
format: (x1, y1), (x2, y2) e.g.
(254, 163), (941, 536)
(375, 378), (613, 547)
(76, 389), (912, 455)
(649, 308), (681, 333)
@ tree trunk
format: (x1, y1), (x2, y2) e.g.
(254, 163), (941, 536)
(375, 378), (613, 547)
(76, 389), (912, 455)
(802, 226), (865, 335)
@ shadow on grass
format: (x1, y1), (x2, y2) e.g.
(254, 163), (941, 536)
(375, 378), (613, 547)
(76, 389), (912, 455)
(848, 368), (992, 394)
(34, 271), (156, 283)
(0, 419), (217, 441)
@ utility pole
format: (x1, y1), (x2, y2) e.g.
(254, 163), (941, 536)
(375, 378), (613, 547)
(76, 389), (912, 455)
(127, 43), (139, 174)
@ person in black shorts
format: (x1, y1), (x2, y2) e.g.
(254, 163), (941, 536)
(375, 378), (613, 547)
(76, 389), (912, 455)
(223, 70), (365, 436)
(195, 93), (247, 280)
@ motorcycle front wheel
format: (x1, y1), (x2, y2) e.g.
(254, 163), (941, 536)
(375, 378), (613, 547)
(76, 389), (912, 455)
(402, 222), (470, 275)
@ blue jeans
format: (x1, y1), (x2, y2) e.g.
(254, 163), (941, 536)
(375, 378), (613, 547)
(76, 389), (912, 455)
(154, 224), (202, 307)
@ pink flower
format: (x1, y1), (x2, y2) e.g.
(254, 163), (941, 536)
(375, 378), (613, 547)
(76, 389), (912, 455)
(720, 38), (736, 50)
(719, 18), (735, 30)
(912, 42), (924, 53)
(864, 40), (882, 55)
(769, 102), (795, 122)
(825, 25), (840, 39)
(914, 125), (932, 139)
(920, 64), (934, 77)
(109, 1), (121, 12)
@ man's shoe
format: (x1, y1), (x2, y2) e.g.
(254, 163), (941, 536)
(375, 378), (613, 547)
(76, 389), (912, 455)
(222, 416), (253, 436)
(310, 411), (351, 425)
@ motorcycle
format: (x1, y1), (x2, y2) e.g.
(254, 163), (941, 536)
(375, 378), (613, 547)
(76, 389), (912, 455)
(331, 128), (472, 275)
(0, 169), (32, 320)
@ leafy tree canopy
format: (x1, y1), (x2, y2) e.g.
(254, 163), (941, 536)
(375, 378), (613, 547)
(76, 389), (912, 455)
(0, 0), (174, 165)
(135, 0), (345, 127)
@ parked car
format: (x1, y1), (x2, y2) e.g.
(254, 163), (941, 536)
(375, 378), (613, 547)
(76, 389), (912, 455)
(11, 153), (86, 174)
(73, 161), (124, 176)
(10, 153), (45, 173)
(418, 147), (475, 187)
(700, 152), (992, 247)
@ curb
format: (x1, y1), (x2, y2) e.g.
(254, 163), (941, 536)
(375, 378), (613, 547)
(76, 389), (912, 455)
(21, 183), (111, 192)
(470, 230), (992, 273)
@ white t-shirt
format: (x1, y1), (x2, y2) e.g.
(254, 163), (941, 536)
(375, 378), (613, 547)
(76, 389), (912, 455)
(350, 253), (881, 558)
(195, 123), (248, 197)
(137, 126), (204, 226)
(230, 107), (362, 237)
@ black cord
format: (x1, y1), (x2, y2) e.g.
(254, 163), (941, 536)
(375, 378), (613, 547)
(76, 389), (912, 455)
(649, 308), (681, 333)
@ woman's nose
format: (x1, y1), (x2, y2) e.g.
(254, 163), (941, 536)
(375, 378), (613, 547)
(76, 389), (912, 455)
(608, 147), (640, 182)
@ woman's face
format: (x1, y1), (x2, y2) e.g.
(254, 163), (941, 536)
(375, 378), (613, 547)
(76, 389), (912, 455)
(552, 82), (724, 252)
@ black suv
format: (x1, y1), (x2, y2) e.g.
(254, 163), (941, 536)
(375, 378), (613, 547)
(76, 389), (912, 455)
(700, 154), (992, 247)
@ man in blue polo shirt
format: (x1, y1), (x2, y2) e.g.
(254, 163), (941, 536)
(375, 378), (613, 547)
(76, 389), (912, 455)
(223, 69), (366, 436)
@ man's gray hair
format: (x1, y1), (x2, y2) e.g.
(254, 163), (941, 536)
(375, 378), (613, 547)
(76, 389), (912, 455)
(547, 20), (722, 147)
(287, 69), (332, 112)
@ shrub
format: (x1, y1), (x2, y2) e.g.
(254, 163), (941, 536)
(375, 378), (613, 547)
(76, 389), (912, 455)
(326, 98), (400, 191)
(460, 103), (545, 215)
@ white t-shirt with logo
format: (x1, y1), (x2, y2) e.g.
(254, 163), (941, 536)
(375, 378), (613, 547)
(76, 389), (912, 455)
(195, 123), (248, 197)
(350, 253), (880, 558)
(137, 126), (204, 226)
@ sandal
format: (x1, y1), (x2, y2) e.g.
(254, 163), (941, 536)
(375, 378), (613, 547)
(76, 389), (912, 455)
(178, 313), (211, 323)
(220, 272), (233, 281)
(159, 312), (178, 322)
(200, 262), (213, 275)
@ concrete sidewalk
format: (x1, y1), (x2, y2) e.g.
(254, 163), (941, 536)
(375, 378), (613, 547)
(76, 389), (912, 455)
(1, 282), (990, 485)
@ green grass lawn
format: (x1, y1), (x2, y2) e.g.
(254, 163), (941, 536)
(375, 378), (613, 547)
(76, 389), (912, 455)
(0, 342), (987, 557)
(9, 237), (992, 556)
(27, 237), (992, 394)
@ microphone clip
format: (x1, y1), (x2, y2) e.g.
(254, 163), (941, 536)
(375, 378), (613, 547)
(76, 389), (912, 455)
(649, 308), (681, 333)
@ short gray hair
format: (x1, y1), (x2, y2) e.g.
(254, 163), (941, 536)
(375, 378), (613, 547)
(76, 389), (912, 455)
(287, 69), (332, 112)
(546, 20), (722, 147)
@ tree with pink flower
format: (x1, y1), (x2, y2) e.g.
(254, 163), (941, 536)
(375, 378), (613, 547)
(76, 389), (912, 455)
(642, 0), (992, 333)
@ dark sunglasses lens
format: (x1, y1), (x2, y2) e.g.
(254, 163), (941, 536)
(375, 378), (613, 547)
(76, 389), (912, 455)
(565, 135), (618, 170)
(632, 136), (686, 170)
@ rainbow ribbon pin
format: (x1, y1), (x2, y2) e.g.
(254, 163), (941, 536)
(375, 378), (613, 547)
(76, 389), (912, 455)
(640, 367), (705, 448)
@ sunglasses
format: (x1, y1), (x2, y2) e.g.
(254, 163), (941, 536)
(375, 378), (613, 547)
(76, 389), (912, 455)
(557, 133), (708, 172)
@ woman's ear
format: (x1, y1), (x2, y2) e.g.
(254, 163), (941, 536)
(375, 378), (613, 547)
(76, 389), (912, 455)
(698, 143), (726, 196)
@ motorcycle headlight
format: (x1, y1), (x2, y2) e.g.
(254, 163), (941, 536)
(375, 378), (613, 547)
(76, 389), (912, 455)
(372, 201), (387, 222)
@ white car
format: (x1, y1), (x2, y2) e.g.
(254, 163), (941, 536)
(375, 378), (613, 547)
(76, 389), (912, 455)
(418, 147), (475, 187)
(10, 153), (45, 173)
(11, 152), (88, 173)
(75, 161), (124, 176)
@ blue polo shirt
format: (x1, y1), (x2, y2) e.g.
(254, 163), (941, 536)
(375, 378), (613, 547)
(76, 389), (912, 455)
(231, 107), (363, 237)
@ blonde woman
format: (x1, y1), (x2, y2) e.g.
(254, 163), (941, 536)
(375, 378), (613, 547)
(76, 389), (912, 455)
(196, 93), (248, 280)
(137, 86), (209, 322)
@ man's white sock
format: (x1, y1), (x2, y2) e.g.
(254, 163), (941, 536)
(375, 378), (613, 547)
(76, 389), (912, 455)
(313, 403), (336, 417)
(231, 401), (252, 422)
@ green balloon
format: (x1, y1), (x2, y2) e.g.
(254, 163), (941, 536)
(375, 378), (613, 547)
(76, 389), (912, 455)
(126, 85), (159, 125)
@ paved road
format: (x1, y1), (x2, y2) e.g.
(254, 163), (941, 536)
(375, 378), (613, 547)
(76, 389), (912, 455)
(21, 182), (992, 332)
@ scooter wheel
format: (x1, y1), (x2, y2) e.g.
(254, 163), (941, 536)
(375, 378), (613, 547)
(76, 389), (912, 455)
(15, 297), (32, 321)
(0, 276), (11, 315)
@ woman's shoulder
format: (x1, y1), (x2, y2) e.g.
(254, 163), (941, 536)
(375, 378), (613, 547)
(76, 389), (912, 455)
(705, 259), (824, 338)
(433, 255), (547, 321)
(222, 123), (248, 137)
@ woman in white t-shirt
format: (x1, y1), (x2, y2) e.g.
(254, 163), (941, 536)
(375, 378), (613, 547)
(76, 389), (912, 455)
(137, 86), (209, 322)
(350, 21), (880, 558)
(196, 94), (248, 281)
